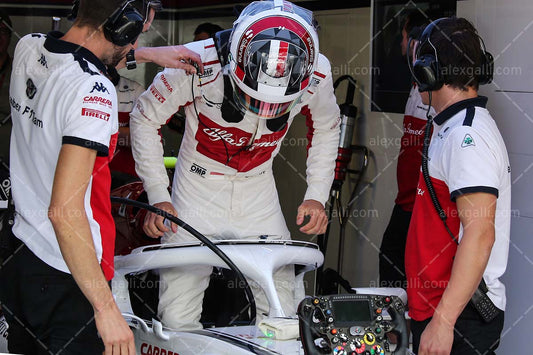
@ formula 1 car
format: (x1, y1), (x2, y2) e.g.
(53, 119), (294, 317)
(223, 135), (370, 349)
(110, 182), (411, 355)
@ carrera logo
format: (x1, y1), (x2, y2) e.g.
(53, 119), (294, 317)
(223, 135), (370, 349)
(150, 85), (166, 103)
(190, 163), (206, 177)
(84, 96), (112, 107)
(82, 108), (110, 121)
(140, 342), (179, 355)
(160, 75), (173, 93)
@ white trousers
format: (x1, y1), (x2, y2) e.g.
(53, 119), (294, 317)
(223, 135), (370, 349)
(157, 166), (297, 330)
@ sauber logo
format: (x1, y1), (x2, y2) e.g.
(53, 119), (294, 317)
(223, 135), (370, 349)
(140, 343), (179, 355)
(82, 108), (110, 121)
(160, 75), (173, 93)
(150, 85), (166, 103)
(84, 96), (112, 107)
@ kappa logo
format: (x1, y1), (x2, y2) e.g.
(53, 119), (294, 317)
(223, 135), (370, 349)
(90, 82), (110, 94)
(26, 78), (37, 99)
(190, 163), (206, 177)
(461, 133), (475, 148)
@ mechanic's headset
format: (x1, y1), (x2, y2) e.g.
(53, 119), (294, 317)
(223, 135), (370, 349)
(412, 17), (494, 92)
(69, 0), (144, 46)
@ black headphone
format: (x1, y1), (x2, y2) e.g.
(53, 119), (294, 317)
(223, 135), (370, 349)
(412, 17), (494, 92)
(68, 0), (144, 46)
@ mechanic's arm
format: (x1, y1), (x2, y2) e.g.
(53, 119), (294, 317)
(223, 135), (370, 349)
(116, 45), (203, 74)
(297, 55), (340, 235)
(418, 192), (496, 355)
(49, 144), (134, 355)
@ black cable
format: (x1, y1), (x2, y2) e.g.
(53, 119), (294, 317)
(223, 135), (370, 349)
(110, 196), (257, 324)
(420, 92), (458, 244)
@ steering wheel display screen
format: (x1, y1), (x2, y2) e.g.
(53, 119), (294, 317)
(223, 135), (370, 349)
(332, 300), (372, 324)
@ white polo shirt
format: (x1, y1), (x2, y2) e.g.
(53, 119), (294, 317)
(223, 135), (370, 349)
(406, 96), (511, 321)
(9, 32), (118, 279)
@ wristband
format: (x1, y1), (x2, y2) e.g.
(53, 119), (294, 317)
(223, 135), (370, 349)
(126, 49), (136, 70)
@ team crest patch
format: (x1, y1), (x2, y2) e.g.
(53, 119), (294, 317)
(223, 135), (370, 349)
(461, 134), (475, 148)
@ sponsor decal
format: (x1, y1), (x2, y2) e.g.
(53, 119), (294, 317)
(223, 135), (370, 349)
(190, 163), (207, 177)
(9, 96), (21, 112)
(90, 82), (110, 94)
(417, 187), (425, 196)
(38, 53), (48, 68)
(140, 342), (179, 355)
(0, 315), (8, 339)
(84, 96), (113, 108)
(82, 108), (110, 121)
(22, 106), (43, 128)
(461, 133), (475, 148)
(203, 127), (249, 146)
(150, 85), (166, 103)
(160, 75), (173, 93)
(26, 78), (37, 99)
(404, 122), (424, 136)
(198, 67), (213, 78)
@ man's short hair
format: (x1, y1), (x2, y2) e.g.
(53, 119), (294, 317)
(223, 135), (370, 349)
(194, 22), (224, 38)
(75, 0), (126, 30)
(418, 17), (484, 90)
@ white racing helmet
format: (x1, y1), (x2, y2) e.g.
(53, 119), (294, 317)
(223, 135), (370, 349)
(228, 0), (319, 119)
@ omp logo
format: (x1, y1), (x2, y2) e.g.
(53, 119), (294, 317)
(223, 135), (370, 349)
(199, 67), (213, 78)
(90, 82), (110, 94)
(84, 96), (112, 107)
(160, 75), (173, 93)
(190, 163), (206, 177)
(82, 108), (110, 121)
(140, 343), (179, 355)
(150, 85), (166, 103)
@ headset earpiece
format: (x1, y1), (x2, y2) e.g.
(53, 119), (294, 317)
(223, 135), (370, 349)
(412, 18), (445, 92)
(103, 0), (144, 46)
(478, 40), (494, 85)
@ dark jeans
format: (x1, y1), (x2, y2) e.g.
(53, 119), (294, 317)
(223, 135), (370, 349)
(379, 204), (411, 289)
(411, 303), (504, 354)
(0, 240), (104, 354)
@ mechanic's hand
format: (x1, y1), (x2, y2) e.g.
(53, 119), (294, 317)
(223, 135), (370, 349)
(296, 199), (328, 235)
(143, 201), (178, 238)
(94, 301), (135, 355)
(135, 45), (203, 75)
(418, 316), (454, 355)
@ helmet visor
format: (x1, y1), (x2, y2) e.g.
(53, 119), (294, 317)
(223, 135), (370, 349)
(245, 39), (309, 96)
(233, 84), (300, 119)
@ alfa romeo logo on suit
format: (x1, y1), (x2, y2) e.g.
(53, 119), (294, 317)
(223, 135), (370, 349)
(26, 78), (37, 99)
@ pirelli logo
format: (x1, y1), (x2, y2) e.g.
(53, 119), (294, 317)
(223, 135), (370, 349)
(82, 108), (110, 121)
(150, 85), (166, 103)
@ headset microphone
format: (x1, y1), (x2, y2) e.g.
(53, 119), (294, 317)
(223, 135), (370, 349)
(332, 75), (358, 192)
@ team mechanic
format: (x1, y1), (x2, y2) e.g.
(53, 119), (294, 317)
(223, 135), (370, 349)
(130, 0), (341, 330)
(0, 0), (201, 353)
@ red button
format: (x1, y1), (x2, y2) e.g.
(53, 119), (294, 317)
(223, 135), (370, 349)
(331, 328), (338, 335)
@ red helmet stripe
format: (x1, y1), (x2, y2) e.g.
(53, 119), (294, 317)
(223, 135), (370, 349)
(275, 41), (289, 77)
